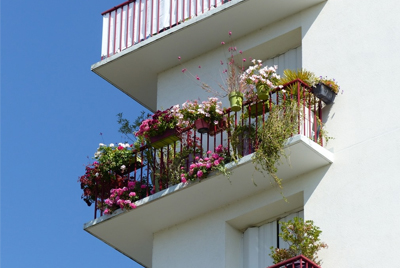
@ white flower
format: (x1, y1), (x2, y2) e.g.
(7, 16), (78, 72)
(109, 143), (115, 147)
(99, 143), (105, 147)
(120, 165), (126, 171)
(95, 172), (99, 177)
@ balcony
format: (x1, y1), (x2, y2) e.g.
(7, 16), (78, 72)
(267, 255), (321, 268)
(82, 81), (334, 267)
(92, 0), (326, 111)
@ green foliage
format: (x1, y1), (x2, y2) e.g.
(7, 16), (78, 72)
(117, 111), (150, 142)
(252, 100), (299, 189)
(270, 217), (328, 265)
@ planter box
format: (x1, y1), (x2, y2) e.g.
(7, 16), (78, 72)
(248, 101), (269, 118)
(150, 128), (180, 149)
(209, 118), (228, 136)
(312, 83), (336, 104)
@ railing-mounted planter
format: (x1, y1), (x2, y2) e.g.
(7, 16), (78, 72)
(312, 83), (337, 104)
(194, 118), (210, 134)
(267, 255), (321, 268)
(150, 128), (180, 149)
(209, 118), (228, 136)
(248, 101), (269, 118)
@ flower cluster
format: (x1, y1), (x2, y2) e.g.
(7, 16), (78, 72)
(313, 76), (340, 94)
(135, 108), (179, 139)
(179, 97), (224, 126)
(94, 143), (139, 175)
(241, 59), (281, 96)
(180, 145), (229, 182)
(100, 184), (139, 215)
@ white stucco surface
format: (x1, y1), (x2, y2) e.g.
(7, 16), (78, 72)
(89, 0), (400, 267)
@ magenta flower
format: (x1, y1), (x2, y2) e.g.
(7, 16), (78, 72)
(196, 75), (200, 80)
(129, 192), (136, 197)
(130, 203), (137, 209)
(181, 177), (187, 183)
(182, 68), (187, 73)
(229, 31), (232, 36)
(141, 184), (147, 189)
(221, 41), (225, 45)
(197, 170), (204, 178)
(178, 56), (181, 60)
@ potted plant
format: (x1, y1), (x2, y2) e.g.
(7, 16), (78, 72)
(135, 106), (181, 148)
(179, 31), (250, 112)
(179, 97), (224, 134)
(241, 59), (281, 100)
(269, 217), (328, 267)
(311, 76), (340, 105)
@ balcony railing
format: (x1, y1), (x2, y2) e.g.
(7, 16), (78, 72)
(100, 0), (231, 59)
(267, 255), (321, 268)
(91, 80), (325, 219)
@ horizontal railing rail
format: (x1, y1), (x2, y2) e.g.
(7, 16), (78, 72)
(100, 0), (231, 59)
(267, 255), (322, 268)
(92, 80), (324, 218)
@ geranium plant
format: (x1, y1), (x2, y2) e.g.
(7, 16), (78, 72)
(135, 107), (180, 142)
(179, 97), (224, 126)
(179, 145), (230, 182)
(270, 217), (328, 265)
(241, 59), (281, 99)
(312, 75), (340, 94)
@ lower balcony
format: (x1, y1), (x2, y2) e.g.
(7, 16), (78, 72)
(82, 81), (334, 267)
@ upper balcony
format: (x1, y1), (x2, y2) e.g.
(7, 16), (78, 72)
(92, 0), (326, 111)
(82, 81), (334, 267)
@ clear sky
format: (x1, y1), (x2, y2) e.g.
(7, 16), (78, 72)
(2, 1), (148, 267)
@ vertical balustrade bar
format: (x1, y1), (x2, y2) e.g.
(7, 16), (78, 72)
(126, 4), (130, 48)
(132, 1), (136, 44)
(119, 7), (123, 52)
(157, 0), (160, 33)
(151, 0), (154, 37)
(107, 13), (111, 58)
(145, 0), (148, 40)
(176, 0), (179, 25)
(318, 100), (322, 146)
(138, 0), (142, 42)
(170, 0), (172, 28)
(113, 10), (117, 55)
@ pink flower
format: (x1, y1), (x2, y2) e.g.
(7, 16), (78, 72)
(130, 203), (137, 209)
(243, 58), (246, 62)
(221, 41), (225, 45)
(198, 65), (201, 68)
(229, 31), (232, 36)
(196, 75), (200, 80)
(197, 170), (203, 178)
(214, 160), (220, 166)
(104, 209), (110, 214)
(129, 192), (136, 197)
(117, 145), (124, 150)
(220, 60), (223, 65)
(239, 50), (243, 54)
(178, 56), (181, 60)
(182, 68), (187, 73)
(181, 177), (187, 183)
(141, 184), (147, 189)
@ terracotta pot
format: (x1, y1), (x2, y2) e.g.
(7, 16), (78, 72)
(194, 118), (210, 134)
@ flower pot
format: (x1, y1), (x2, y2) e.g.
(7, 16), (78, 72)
(229, 92), (243, 112)
(150, 128), (180, 149)
(194, 118), (210, 134)
(256, 85), (269, 100)
(209, 118), (228, 136)
(312, 83), (336, 104)
(248, 102), (269, 118)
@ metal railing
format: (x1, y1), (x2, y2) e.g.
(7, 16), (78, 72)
(92, 80), (324, 218)
(100, 0), (231, 59)
(267, 255), (322, 268)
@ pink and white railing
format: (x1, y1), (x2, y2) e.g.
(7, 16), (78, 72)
(92, 80), (324, 219)
(101, 0), (231, 59)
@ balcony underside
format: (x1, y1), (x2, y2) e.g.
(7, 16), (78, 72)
(84, 134), (333, 267)
(92, 0), (326, 111)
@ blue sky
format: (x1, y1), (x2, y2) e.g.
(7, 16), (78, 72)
(2, 1), (147, 267)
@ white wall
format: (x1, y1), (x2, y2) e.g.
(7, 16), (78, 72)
(153, 0), (400, 267)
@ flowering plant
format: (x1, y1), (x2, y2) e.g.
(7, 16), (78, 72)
(179, 97), (224, 126)
(179, 145), (230, 182)
(241, 59), (281, 97)
(269, 217), (328, 265)
(135, 107), (180, 140)
(312, 76), (340, 94)
(79, 142), (141, 206)
(98, 176), (152, 214)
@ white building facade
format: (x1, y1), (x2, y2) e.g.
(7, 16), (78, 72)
(85, 0), (400, 267)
